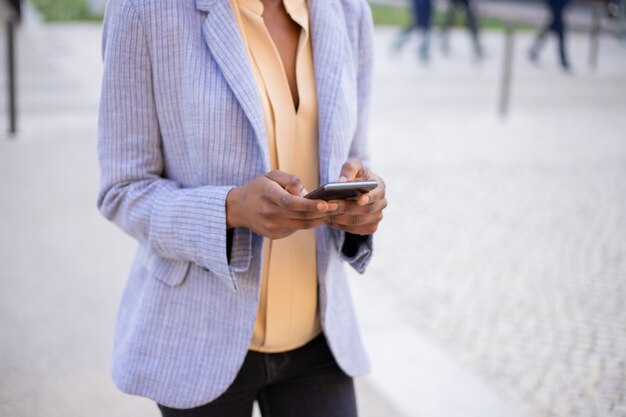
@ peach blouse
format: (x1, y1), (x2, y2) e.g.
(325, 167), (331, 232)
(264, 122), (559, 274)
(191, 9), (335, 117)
(230, 0), (321, 352)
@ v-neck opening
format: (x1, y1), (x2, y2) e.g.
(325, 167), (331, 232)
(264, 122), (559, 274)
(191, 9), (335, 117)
(264, 17), (305, 113)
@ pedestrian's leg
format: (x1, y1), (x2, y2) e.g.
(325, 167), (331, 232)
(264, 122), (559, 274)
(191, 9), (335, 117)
(392, 23), (416, 52)
(416, 0), (433, 61)
(419, 28), (432, 62)
(529, 26), (549, 62)
(463, 0), (483, 58)
(392, 0), (421, 52)
(553, 2), (570, 69)
(556, 30), (569, 69)
(441, 0), (456, 54)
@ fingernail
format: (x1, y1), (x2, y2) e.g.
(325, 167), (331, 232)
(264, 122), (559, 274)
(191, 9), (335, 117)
(328, 203), (338, 211)
(317, 202), (327, 211)
(338, 176), (348, 183)
(359, 196), (370, 205)
(302, 188), (309, 196)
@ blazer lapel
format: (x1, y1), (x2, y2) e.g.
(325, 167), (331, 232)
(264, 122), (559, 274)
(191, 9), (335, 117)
(308, 0), (344, 186)
(196, 0), (344, 180)
(309, 0), (346, 289)
(197, 0), (269, 169)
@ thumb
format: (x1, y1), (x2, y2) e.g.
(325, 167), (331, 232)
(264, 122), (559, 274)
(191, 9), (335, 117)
(265, 170), (304, 196)
(338, 159), (364, 182)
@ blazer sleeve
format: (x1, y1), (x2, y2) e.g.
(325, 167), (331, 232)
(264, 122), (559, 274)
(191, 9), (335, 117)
(338, 0), (375, 273)
(97, 0), (246, 286)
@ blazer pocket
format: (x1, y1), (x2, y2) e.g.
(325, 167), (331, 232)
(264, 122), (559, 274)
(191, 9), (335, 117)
(147, 254), (191, 287)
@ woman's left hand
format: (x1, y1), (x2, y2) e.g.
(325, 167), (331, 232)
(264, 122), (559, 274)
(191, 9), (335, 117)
(325, 159), (387, 236)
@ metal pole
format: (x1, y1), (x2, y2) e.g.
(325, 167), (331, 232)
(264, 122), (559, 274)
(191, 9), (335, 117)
(499, 23), (515, 118)
(621, 0), (626, 41)
(589, 5), (600, 71)
(7, 12), (17, 134)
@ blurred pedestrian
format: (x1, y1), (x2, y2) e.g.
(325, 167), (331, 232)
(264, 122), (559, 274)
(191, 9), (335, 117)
(529, 0), (571, 70)
(440, 0), (483, 59)
(97, 0), (387, 415)
(392, 0), (433, 62)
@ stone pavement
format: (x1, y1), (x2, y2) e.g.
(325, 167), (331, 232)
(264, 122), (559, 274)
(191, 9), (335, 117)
(1, 14), (625, 417)
(364, 27), (626, 417)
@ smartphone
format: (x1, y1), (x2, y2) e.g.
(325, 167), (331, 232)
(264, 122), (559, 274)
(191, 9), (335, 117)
(304, 180), (378, 201)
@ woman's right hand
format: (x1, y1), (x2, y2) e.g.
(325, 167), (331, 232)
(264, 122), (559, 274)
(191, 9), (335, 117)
(226, 170), (336, 239)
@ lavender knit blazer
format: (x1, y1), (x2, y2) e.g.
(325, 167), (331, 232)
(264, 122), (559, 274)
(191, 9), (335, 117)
(97, 0), (374, 408)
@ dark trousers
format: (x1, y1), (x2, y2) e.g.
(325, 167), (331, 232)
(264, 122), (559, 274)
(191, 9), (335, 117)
(413, 0), (433, 30)
(158, 335), (357, 417)
(441, 0), (482, 57)
(398, 0), (432, 33)
(394, 0), (432, 59)
(442, 0), (480, 38)
(530, 0), (570, 67)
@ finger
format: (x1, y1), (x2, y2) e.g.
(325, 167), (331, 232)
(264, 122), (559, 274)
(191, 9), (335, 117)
(327, 211), (383, 232)
(262, 217), (329, 239)
(266, 203), (337, 220)
(325, 210), (384, 228)
(357, 193), (371, 206)
(266, 187), (336, 213)
(276, 193), (333, 213)
(261, 174), (328, 212)
(263, 192), (331, 215)
(338, 159), (365, 182)
(265, 170), (305, 196)
(283, 217), (329, 231)
(357, 174), (386, 206)
(326, 221), (379, 236)
(328, 198), (387, 215)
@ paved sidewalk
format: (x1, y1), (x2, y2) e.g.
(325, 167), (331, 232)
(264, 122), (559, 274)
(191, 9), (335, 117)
(1, 16), (626, 417)
(368, 27), (626, 417)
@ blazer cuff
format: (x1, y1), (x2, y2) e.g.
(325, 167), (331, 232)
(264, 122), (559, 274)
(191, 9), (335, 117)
(149, 185), (249, 291)
(338, 231), (373, 274)
(229, 227), (252, 273)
